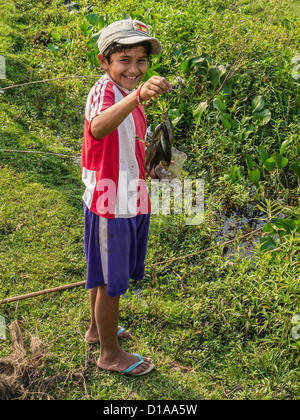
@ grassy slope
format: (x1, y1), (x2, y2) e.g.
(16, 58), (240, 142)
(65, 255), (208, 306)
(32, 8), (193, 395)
(0, 0), (299, 400)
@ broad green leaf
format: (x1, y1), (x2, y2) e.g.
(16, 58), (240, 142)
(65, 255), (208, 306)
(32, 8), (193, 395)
(190, 57), (207, 65)
(51, 33), (61, 42)
(168, 108), (182, 126)
(132, 8), (145, 19)
(257, 145), (269, 163)
(253, 109), (271, 125)
(87, 38), (93, 49)
(213, 98), (226, 113)
(168, 108), (180, 120)
(219, 84), (232, 100)
(174, 47), (184, 59)
(202, 52), (213, 64)
(282, 219), (300, 234)
(280, 219), (294, 235)
(180, 58), (191, 74)
(193, 101), (208, 121)
(220, 112), (231, 130)
(142, 67), (159, 82)
(291, 161), (300, 177)
(86, 13), (106, 28)
(279, 138), (292, 155)
(268, 218), (286, 236)
(263, 157), (276, 172)
(208, 66), (221, 87)
(243, 126), (254, 139)
(190, 57), (208, 75)
(249, 168), (260, 188)
(218, 65), (227, 81)
(290, 219), (300, 233)
(171, 115), (183, 126)
(80, 21), (91, 33)
(267, 218), (300, 236)
(64, 39), (72, 49)
(276, 153), (288, 169)
(259, 236), (277, 252)
(252, 96), (264, 112)
(86, 50), (99, 67)
(47, 43), (59, 53)
(245, 154), (255, 171)
(87, 36), (97, 49)
(263, 222), (277, 235)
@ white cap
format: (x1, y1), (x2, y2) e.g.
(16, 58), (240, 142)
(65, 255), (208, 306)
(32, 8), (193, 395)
(98, 19), (162, 55)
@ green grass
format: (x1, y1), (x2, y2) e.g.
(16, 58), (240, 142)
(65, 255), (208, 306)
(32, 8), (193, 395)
(0, 0), (299, 400)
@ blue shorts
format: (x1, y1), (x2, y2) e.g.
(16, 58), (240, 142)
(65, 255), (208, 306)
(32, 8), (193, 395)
(84, 203), (150, 297)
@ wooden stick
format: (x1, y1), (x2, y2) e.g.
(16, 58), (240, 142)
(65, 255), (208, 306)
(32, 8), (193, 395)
(0, 281), (86, 305)
(0, 227), (264, 305)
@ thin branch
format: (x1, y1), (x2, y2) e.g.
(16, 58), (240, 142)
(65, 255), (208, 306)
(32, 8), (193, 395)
(0, 75), (98, 91)
(0, 149), (75, 158)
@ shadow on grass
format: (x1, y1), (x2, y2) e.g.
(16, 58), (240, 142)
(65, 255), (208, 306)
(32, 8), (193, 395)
(0, 52), (85, 211)
(0, 126), (83, 211)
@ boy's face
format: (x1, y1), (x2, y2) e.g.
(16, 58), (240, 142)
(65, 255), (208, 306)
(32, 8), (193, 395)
(99, 46), (148, 91)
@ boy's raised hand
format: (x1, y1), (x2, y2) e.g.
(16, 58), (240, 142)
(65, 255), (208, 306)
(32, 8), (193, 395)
(139, 76), (173, 102)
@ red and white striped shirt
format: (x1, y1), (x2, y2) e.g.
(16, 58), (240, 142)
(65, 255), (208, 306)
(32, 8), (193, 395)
(82, 75), (151, 218)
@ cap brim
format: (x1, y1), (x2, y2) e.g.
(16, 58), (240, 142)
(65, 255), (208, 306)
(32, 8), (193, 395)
(114, 35), (162, 55)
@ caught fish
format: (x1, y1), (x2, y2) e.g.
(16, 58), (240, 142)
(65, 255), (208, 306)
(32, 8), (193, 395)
(145, 113), (174, 173)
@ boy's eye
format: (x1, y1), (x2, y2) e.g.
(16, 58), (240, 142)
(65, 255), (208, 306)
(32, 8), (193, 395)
(120, 58), (147, 64)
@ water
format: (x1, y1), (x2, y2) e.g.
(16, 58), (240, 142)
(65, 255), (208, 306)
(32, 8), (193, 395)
(215, 202), (266, 258)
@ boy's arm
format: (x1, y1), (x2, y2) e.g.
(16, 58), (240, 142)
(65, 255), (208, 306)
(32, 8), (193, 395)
(91, 76), (172, 140)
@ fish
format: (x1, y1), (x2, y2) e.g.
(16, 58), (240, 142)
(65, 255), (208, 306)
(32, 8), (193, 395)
(145, 113), (174, 172)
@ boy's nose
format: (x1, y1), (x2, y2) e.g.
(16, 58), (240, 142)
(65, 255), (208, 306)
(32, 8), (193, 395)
(128, 62), (139, 74)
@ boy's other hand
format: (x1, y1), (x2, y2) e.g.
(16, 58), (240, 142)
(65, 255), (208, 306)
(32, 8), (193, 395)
(140, 76), (173, 102)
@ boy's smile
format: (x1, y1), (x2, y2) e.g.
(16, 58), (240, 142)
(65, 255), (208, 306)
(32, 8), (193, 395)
(99, 46), (148, 91)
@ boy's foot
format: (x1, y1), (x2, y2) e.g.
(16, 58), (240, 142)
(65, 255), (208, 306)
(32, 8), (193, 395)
(97, 349), (155, 376)
(85, 325), (131, 344)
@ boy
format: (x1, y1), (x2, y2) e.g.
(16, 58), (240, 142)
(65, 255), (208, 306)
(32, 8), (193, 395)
(82, 19), (173, 376)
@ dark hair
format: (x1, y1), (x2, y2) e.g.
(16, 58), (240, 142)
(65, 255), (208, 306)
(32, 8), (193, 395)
(102, 41), (152, 63)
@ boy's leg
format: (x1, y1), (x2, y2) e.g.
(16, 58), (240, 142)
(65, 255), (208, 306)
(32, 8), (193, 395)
(85, 288), (98, 343)
(96, 285), (153, 375)
(85, 288), (131, 343)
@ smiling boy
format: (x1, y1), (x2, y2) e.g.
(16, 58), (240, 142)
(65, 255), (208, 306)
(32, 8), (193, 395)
(82, 20), (172, 376)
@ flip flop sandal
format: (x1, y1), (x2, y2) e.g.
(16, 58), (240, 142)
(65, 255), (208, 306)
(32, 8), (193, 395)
(120, 354), (155, 377)
(85, 325), (129, 344)
(117, 326), (125, 336)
